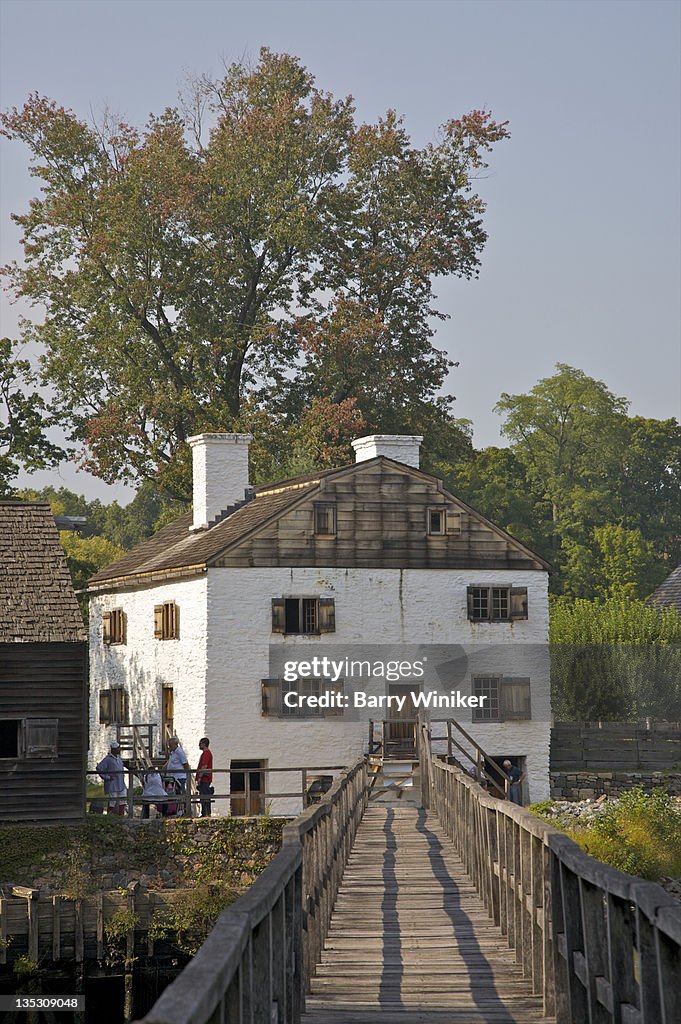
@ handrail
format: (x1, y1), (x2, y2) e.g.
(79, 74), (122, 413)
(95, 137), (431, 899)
(428, 757), (681, 1024)
(134, 757), (369, 1024)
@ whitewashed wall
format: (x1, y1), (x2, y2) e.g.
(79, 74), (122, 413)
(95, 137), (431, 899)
(88, 576), (208, 768)
(205, 567), (551, 811)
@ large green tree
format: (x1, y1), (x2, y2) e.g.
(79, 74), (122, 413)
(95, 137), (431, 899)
(0, 337), (63, 495)
(2, 49), (507, 497)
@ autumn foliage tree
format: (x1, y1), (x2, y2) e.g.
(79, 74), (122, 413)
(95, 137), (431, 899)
(1, 49), (508, 497)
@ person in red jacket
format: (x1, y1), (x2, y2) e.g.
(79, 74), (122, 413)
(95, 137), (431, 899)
(196, 737), (214, 817)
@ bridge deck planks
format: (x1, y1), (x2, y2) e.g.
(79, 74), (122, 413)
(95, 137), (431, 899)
(302, 805), (553, 1023)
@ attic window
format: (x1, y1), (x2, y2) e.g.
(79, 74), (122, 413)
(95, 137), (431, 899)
(427, 508), (462, 537)
(154, 602), (179, 640)
(314, 503), (337, 536)
(103, 608), (126, 646)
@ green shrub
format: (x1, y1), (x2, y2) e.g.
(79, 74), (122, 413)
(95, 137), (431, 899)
(567, 788), (681, 881)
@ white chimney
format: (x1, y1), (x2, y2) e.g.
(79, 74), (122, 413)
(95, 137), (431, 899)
(188, 433), (253, 531)
(351, 434), (423, 469)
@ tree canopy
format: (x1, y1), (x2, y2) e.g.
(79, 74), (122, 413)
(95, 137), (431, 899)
(2, 48), (506, 497)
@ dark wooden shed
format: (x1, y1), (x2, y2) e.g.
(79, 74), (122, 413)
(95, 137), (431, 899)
(0, 502), (87, 822)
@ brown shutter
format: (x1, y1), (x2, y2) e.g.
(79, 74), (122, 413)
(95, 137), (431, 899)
(324, 679), (344, 717)
(466, 587), (475, 620)
(171, 603), (179, 639)
(501, 678), (531, 720)
(319, 598), (336, 633)
(122, 690), (130, 725)
(102, 612), (112, 645)
(510, 588), (528, 620)
(99, 690), (112, 725)
(271, 599), (286, 633)
(261, 679), (281, 716)
(121, 611), (127, 645)
(446, 511), (462, 536)
(23, 719), (58, 758)
(154, 606), (164, 639)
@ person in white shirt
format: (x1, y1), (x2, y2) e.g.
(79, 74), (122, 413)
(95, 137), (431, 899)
(141, 769), (166, 819)
(165, 736), (190, 792)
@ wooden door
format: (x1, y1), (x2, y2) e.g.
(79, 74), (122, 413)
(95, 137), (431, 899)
(161, 686), (174, 749)
(386, 685), (420, 755)
(230, 760), (265, 816)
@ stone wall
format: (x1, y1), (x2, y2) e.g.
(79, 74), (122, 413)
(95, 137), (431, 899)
(550, 770), (681, 800)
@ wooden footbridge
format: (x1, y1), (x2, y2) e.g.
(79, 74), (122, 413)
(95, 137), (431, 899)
(139, 721), (681, 1024)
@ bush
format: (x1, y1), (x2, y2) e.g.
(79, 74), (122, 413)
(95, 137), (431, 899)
(568, 788), (681, 881)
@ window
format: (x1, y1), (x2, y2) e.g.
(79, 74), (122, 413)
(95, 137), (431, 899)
(427, 507), (462, 536)
(271, 597), (335, 635)
(99, 688), (129, 725)
(261, 678), (344, 718)
(0, 719), (58, 759)
(0, 719), (19, 758)
(467, 586), (528, 622)
(314, 503), (337, 536)
(103, 608), (126, 645)
(472, 676), (531, 722)
(154, 602), (179, 640)
(473, 676), (501, 721)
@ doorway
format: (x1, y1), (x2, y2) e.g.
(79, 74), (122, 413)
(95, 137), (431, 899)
(230, 759), (266, 815)
(161, 686), (174, 751)
(385, 684), (420, 757)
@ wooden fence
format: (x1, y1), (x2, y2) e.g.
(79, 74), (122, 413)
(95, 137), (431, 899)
(425, 752), (681, 1023)
(135, 758), (369, 1024)
(551, 722), (681, 771)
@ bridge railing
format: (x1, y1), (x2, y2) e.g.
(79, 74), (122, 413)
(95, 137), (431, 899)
(135, 757), (369, 1024)
(427, 754), (681, 1024)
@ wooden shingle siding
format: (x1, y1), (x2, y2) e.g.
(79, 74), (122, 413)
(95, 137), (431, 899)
(0, 642), (87, 823)
(214, 463), (545, 571)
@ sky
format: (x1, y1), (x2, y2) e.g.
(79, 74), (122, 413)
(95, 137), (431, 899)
(1, 0), (680, 504)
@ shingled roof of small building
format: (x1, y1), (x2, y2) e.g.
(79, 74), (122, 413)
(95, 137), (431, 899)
(0, 501), (86, 642)
(647, 564), (681, 614)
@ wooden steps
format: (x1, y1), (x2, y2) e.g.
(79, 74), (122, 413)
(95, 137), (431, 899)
(302, 805), (553, 1023)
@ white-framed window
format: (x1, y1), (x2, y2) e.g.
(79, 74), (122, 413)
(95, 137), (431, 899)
(261, 678), (344, 718)
(467, 586), (528, 622)
(427, 507), (462, 536)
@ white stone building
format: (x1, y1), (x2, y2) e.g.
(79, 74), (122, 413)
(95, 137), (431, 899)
(87, 434), (552, 809)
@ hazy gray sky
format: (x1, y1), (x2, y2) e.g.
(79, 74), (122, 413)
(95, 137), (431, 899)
(1, 0), (680, 504)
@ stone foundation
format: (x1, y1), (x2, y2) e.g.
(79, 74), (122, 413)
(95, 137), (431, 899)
(550, 770), (681, 800)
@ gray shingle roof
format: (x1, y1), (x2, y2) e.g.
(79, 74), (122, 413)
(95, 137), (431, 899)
(647, 565), (681, 613)
(88, 482), (321, 586)
(0, 501), (87, 642)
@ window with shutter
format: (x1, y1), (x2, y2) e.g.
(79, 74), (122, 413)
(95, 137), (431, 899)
(23, 719), (58, 758)
(501, 678), (531, 720)
(102, 612), (112, 646)
(99, 690), (112, 725)
(155, 602), (179, 639)
(261, 679), (282, 716)
(314, 503), (337, 536)
(467, 586), (523, 622)
(261, 678), (345, 718)
(275, 597), (333, 635)
(427, 508), (446, 535)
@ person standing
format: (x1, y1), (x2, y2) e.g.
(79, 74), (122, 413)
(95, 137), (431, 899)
(196, 737), (214, 817)
(96, 741), (126, 815)
(503, 759), (526, 805)
(165, 735), (190, 794)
